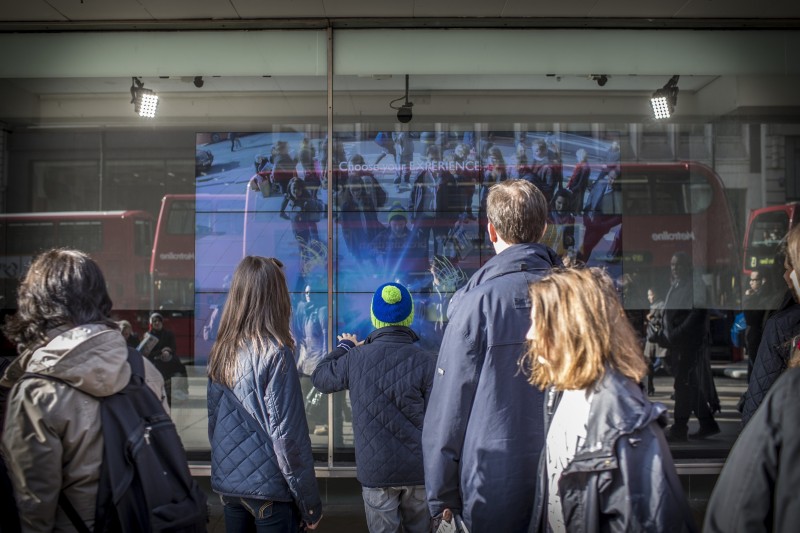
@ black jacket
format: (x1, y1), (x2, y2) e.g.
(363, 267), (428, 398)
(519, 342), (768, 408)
(530, 369), (696, 533)
(706, 368), (800, 532)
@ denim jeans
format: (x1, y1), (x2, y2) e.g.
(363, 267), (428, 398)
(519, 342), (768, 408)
(362, 485), (430, 533)
(221, 496), (300, 533)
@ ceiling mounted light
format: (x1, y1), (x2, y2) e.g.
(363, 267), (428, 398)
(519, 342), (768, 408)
(651, 75), (680, 120)
(130, 77), (159, 118)
(389, 74), (414, 123)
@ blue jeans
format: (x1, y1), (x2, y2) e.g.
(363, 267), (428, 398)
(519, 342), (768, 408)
(221, 496), (300, 533)
(362, 485), (430, 533)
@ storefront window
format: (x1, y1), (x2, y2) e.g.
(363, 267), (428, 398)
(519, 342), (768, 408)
(2, 28), (800, 468)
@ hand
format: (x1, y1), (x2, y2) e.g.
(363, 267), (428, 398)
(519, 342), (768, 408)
(432, 509), (453, 532)
(338, 333), (363, 346)
(305, 515), (322, 530)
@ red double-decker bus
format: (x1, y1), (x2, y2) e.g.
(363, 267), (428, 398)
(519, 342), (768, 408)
(151, 193), (251, 362)
(742, 202), (800, 276)
(542, 161), (740, 309)
(0, 210), (154, 352)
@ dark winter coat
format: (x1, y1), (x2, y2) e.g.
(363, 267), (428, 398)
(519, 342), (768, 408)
(422, 243), (560, 533)
(705, 367), (800, 533)
(530, 369), (697, 533)
(207, 342), (322, 525)
(740, 301), (800, 425)
(311, 326), (435, 488)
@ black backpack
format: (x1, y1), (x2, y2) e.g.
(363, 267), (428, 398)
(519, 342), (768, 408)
(26, 347), (208, 532)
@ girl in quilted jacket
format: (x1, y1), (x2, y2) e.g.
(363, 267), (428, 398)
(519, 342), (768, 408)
(207, 256), (322, 532)
(522, 267), (696, 533)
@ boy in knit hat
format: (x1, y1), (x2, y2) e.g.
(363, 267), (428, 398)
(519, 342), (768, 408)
(312, 282), (436, 533)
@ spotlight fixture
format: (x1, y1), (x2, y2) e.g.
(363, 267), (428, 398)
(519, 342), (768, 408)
(389, 74), (414, 124)
(193, 76), (204, 88)
(651, 75), (680, 120)
(591, 74), (609, 87)
(130, 77), (159, 118)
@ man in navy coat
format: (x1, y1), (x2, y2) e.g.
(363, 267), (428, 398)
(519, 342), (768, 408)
(422, 179), (560, 532)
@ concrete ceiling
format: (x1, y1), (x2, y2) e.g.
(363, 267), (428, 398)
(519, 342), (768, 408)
(0, 0), (799, 28)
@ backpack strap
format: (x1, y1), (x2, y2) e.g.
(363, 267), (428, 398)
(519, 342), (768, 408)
(58, 493), (92, 533)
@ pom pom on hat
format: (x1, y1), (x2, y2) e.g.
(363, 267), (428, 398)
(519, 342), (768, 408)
(371, 282), (414, 329)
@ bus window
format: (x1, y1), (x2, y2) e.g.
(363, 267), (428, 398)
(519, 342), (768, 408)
(688, 173), (713, 214)
(6, 222), (56, 254)
(167, 200), (195, 235)
(743, 207), (792, 274)
(58, 220), (103, 252)
(134, 219), (153, 257)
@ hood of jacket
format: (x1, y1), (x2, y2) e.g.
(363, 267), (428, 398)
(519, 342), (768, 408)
(2, 324), (131, 398)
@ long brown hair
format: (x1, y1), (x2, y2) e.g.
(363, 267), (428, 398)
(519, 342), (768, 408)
(207, 256), (295, 387)
(522, 267), (647, 391)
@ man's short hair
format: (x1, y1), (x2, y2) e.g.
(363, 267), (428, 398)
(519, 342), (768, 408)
(486, 179), (548, 244)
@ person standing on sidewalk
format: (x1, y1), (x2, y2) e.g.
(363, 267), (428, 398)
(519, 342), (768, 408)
(422, 179), (560, 533)
(312, 282), (435, 533)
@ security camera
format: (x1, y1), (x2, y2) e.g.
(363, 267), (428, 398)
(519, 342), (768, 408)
(593, 74), (608, 87)
(397, 103), (413, 123)
(193, 76), (204, 88)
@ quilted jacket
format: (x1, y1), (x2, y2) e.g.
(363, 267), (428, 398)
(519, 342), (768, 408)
(311, 326), (435, 488)
(422, 243), (560, 533)
(207, 342), (322, 525)
(740, 300), (800, 425)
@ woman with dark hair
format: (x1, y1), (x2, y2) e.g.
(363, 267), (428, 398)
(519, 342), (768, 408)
(0, 249), (167, 531)
(207, 256), (322, 532)
(522, 267), (695, 533)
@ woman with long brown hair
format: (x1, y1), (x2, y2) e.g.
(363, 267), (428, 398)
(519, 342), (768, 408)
(207, 256), (322, 532)
(522, 267), (695, 533)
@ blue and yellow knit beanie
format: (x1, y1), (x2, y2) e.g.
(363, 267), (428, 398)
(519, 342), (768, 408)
(370, 282), (414, 329)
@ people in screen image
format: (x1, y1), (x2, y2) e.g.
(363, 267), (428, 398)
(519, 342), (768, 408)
(1, 249), (168, 530)
(580, 169), (623, 262)
(522, 267), (696, 533)
(293, 284), (328, 435)
(565, 148), (591, 213)
(371, 202), (430, 283)
(207, 256), (322, 531)
(338, 172), (382, 262)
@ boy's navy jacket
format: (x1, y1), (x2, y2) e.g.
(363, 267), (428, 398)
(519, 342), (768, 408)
(207, 344), (322, 525)
(311, 326), (436, 488)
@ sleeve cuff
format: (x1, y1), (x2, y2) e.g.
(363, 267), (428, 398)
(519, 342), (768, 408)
(337, 339), (356, 351)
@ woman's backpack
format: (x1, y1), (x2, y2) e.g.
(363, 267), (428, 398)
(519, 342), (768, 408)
(26, 348), (208, 533)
